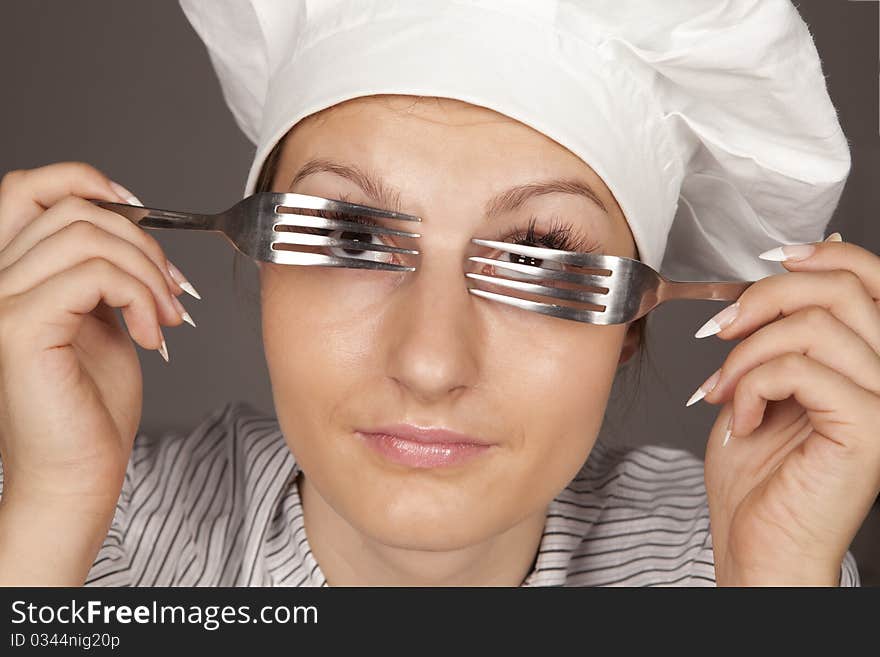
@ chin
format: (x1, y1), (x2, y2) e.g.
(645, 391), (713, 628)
(344, 466), (517, 552)
(355, 499), (504, 552)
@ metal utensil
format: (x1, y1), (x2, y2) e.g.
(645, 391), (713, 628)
(466, 238), (754, 325)
(90, 192), (421, 271)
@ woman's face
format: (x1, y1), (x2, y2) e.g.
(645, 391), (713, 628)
(259, 95), (639, 551)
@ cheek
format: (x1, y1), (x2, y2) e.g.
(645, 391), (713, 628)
(260, 266), (404, 434)
(484, 317), (624, 478)
(484, 312), (624, 421)
(261, 267), (392, 387)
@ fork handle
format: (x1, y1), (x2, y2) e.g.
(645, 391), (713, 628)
(89, 200), (217, 231)
(659, 280), (753, 302)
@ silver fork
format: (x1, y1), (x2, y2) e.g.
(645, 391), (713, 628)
(89, 192), (422, 271)
(466, 239), (755, 325)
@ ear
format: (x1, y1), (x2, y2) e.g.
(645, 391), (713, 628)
(618, 320), (642, 365)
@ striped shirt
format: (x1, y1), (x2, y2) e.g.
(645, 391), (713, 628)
(0, 400), (860, 586)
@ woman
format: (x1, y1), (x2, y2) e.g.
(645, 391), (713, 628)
(0, 0), (876, 586)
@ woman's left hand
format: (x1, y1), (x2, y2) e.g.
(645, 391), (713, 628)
(694, 233), (880, 586)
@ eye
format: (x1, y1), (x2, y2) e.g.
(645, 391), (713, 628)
(496, 248), (566, 282)
(327, 228), (395, 264)
(486, 215), (600, 282)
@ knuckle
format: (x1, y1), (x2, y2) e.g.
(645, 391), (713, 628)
(0, 169), (26, 195)
(798, 305), (832, 328)
(733, 366), (754, 395)
(52, 194), (91, 214)
(82, 255), (114, 277)
(736, 277), (767, 304)
(149, 240), (169, 270)
(777, 351), (806, 374)
(723, 342), (747, 371)
(81, 255), (149, 298)
(831, 268), (864, 294)
(59, 160), (102, 181)
(132, 230), (167, 269)
(92, 207), (166, 271)
(67, 219), (100, 239)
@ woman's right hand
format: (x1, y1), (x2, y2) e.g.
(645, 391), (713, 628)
(0, 162), (191, 584)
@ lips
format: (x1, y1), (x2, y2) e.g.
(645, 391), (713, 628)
(356, 424), (496, 468)
(359, 424), (495, 446)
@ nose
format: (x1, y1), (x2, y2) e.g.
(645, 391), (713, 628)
(382, 256), (482, 404)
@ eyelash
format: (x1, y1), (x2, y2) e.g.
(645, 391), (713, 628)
(302, 197), (602, 259)
(506, 215), (601, 254)
(310, 192), (389, 229)
(314, 210), (372, 225)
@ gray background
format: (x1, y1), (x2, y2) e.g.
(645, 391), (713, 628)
(2, 0), (878, 583)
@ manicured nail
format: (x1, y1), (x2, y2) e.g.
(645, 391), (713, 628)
(686, 368), (721, 407)
(157, 329), (169, 363)
(758, 243), (816, 262)
(167, 261), (201, 300)
(825, 232), (843, 242)
(722, 414), (735, 447)
(695, 302), (740, 339)
(109, 180), (144, 207)
(170, 294), (196, 327)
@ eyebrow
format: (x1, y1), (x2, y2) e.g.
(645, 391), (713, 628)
(287, 157), (608, 219)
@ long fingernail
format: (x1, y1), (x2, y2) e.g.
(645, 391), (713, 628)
(722, 414), (735, 447)
(695, 302), (740, 339)
(686, 368), (721, 407)
(157, 328), (169, 363)
(167, 261), (201, 300)
(170, 294), (196, 327)
(109, 180), (144, 207)
(758, 243), (816, 262)
(825, 232), (843, 242)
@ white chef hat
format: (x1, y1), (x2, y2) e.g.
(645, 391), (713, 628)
(179, 0), (850, 282)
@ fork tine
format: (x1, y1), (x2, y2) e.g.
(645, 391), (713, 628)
(471, 238), (619, 269)
(467, 289), (610, 324)
(317, 197), (422, 222)
(274, 192), (422, 222)
(465, 273), (607, 306)
(273, 231), (419, 255)
(468, 256), (610, 288)
(268, 248), (415, 271)
(274, 213), (421, 239)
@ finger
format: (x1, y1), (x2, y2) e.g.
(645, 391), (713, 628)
(766, 238), (880, 302)
(0, 257), (164, 359)
(0, 196), (183, 299)
(705, 398), (812, 521)
(0, 220), (184, 327)
(698, 306), (880, 405)
(729, 352), (879, 455)
(701, 269), (880, 354)
(722, 357), (880, 564)
(0, 162), (131, 249)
